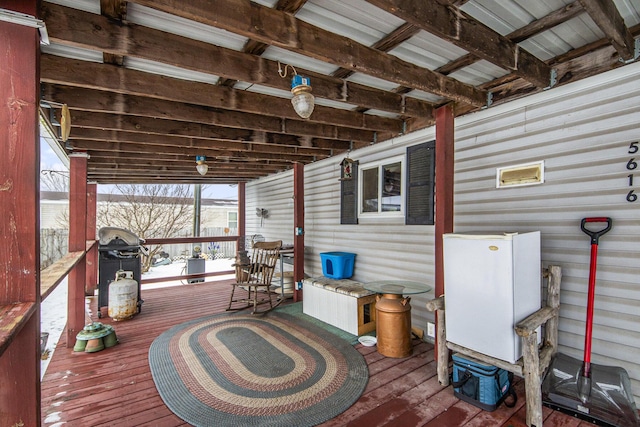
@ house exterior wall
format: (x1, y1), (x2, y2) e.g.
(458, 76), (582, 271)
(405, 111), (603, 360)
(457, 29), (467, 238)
(247, 60), (640, 405)
(40, 199), (70, 229)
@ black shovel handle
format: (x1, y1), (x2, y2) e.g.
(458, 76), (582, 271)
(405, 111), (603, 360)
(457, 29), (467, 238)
(580, 217), (612, 245)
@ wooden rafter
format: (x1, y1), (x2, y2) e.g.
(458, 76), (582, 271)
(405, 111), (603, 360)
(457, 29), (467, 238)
(579, 0), (637, 61)
(126, 0), (487, 107)
(100, 0), (127, 65)
(332, 22), (421, 80)
(366, 0), (553, 88)
(436, 2), (586, 76)
(40, 2), (433, 119)
(39, 82), (378, 143)
(218, 0), (309, 87)
(33, 0), (640, 184)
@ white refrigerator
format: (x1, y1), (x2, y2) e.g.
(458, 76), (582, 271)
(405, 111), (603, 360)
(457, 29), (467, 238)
(443, 232), (541, 363)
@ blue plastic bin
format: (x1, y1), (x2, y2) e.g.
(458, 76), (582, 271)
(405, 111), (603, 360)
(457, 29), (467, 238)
(320, 252), (356, 279)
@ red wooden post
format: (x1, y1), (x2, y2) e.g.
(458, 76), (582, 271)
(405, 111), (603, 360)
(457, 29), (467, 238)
(0, 1), (42, 424)
(67, 154), (89, 347)
(293, 163), (305, 302)
(434, 104), (455, 297)
(435, 104), (454, 359)
(85, 182), (98, 295)
(237, 182), (246, 253)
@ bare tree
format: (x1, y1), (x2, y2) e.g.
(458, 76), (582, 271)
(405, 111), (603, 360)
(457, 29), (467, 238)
(97, 184), (194, 271)
(40, 168), (69, 192)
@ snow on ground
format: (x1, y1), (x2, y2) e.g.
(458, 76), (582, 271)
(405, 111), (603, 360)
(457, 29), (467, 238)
(40, 257), (235, 378)
(40, 279), (68, 379)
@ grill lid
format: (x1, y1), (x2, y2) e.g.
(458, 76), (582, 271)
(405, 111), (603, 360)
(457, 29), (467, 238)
(98, 227), (142, 247)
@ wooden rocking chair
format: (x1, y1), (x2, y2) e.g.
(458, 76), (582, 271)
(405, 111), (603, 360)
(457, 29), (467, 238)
(227, 240), (281, 314)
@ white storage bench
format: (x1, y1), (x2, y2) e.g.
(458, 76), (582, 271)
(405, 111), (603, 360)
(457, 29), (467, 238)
(303, 277), (376, 336)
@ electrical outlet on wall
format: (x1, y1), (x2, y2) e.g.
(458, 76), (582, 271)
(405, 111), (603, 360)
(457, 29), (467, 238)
(427, 322), (436, 338)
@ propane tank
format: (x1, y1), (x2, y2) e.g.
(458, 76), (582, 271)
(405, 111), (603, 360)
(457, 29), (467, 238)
(108, 270), (138, 321)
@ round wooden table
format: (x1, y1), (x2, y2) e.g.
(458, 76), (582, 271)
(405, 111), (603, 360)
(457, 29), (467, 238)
(365, 280), (432, 358)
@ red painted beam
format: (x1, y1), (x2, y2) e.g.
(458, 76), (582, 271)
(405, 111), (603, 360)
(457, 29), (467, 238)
(293, 163), (305, 302)
(0, 1), (42, 424)
(238, 182), (246, 253)
(67, 154), (88, 347)
(434, 104), (454, 362)
(434, 104), (455, 298)
(86, 183), (98, 294)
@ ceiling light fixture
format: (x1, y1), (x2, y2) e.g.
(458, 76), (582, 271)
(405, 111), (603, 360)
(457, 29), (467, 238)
(195, 155), (208, 176)
(278, 62), (315, 119)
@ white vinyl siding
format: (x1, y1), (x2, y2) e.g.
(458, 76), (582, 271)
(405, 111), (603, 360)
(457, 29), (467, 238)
(247, 60), (640, 406)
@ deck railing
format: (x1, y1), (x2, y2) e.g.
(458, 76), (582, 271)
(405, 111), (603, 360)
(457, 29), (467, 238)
(141, 235), (239, 284)
(39, 235), (241, 302)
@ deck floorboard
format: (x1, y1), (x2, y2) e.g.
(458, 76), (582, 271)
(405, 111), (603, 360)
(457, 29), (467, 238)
(41, 279), (586, 426)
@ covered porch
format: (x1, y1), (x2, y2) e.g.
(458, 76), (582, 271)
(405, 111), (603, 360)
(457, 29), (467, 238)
(2, 0), (640, 425)
(41, 279), (584, 427)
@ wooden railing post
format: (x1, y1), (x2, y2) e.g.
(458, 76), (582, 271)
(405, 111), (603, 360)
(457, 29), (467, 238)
(67, 153), (89, 347)
(0, 2), (42, 424)
(86, 183), (98, 295)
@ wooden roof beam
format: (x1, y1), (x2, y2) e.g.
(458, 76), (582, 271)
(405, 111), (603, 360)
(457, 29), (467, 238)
(67, 135), (330, 162)
(219, 0), (309, 87)
(125, 0), (486, 107)
(40, 55), (398, 135)
(40, 82), (376, 143)
(332, 23), (421, 80)
(100, 0), (127, 66)
(41, 2), (433, 119)
(578, 0), (637, 61)
(66, 110), (342, 157)
(436, 2), (586, 76)
(89, 177), (252, 184)
(87, 152), (289, 168)
(366, 0), (553, 88)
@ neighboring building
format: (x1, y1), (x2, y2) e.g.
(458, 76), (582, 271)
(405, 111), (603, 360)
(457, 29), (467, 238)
(39, 191), (239, 265)
(39, 191), (238, 231)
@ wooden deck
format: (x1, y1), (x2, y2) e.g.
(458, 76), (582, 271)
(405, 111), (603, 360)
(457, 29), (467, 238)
(41, 280), (586, 427)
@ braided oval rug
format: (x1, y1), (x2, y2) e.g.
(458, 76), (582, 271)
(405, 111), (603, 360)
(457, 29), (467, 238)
(149, 309), (368, 426)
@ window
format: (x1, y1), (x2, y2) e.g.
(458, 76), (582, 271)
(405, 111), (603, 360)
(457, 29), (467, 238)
(227, 211), (238, 229)
(340, 141), (435, 225)
(359, 156), (404, 217)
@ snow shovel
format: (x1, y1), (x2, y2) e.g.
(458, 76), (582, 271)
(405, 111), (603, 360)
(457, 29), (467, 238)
(542, 217), (640, 427)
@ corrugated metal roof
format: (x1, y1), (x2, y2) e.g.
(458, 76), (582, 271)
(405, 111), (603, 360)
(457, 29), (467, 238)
(37, 0), (640, 183)
(127, 3), (249, 50)
(300, 0), (405, 44)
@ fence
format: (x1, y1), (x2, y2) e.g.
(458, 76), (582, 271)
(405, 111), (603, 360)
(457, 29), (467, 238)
(39, 227), (239, 269)
(162, 227), (238, 260)
(41, 229), (68, 269)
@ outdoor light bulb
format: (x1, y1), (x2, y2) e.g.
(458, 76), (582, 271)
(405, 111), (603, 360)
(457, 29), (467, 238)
(291, 75), (315, 119)
(195, 155), (208, 176)
(196, 163), (208, 176)
(291, 92), (315, 119)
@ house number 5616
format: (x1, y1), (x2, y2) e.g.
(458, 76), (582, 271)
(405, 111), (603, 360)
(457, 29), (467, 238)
(628, 141), (638, 202)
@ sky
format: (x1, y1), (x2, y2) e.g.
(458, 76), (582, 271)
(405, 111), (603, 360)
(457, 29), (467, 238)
(39, 129), (238, 200)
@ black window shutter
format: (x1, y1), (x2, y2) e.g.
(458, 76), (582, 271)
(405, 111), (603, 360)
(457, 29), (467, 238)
(406, 141), (435, 225)
(340, 161), (358, 224)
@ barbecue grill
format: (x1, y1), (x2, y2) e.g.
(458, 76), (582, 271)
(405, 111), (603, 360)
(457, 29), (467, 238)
(97, 227), (147, 318)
